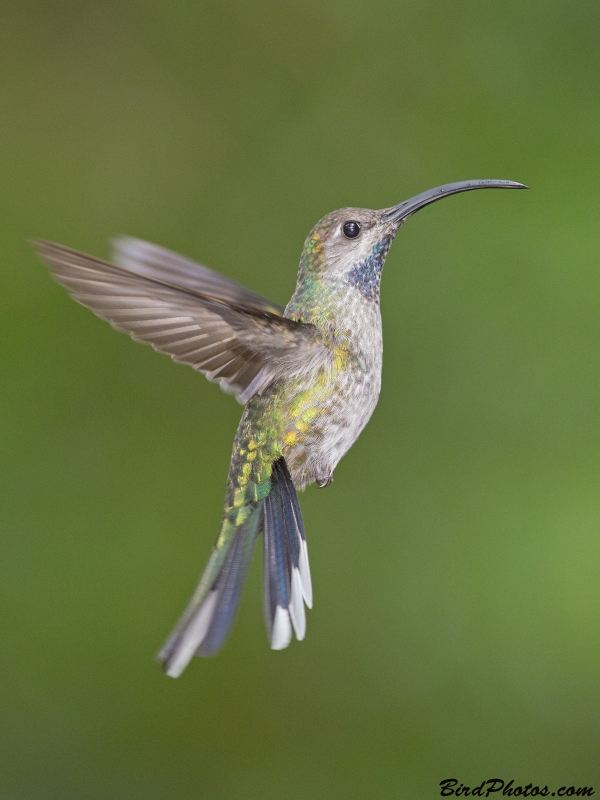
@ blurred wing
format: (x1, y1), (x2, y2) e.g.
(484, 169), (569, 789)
(34, 239), (328, 403)
(113, 236), (286, 317)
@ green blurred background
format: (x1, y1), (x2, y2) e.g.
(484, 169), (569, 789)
(1, 1), (600, 797)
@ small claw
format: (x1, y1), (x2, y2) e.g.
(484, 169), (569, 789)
(316, 473), (333, 488)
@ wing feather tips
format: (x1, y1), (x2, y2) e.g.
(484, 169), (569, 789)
(33, 238), (327, 406)
(112, 235), (287, 316)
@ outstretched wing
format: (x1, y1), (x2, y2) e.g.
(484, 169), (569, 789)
(34, 238), (329, 403)
(113, 236), (286, 317)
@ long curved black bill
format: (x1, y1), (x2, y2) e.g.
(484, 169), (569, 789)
(382, 180), (528, 226)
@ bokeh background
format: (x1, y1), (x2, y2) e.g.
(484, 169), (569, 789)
(2, 1), (600, 797)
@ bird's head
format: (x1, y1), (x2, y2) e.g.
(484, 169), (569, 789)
(298, 180), (527, 302)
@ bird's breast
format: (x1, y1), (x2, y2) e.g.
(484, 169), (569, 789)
(282, 299), (383, 488)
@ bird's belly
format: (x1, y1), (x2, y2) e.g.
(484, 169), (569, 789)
(284, 365), (381, 489)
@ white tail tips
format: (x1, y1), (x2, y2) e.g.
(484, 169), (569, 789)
(298, 539), (313, 609)
(162, 590), (218, 678)
(271, 605), (293, 650)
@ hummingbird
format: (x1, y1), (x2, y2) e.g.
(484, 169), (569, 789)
(34, 178), (527, 677)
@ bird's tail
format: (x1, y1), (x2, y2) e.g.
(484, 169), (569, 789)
(157, 457), (312, 677)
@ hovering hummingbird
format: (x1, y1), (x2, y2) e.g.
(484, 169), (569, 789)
(34, 179), (526, 677)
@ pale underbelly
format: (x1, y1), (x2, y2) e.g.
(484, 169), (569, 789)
(284, 365), (381, 489)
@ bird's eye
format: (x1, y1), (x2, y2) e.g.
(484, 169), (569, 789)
(342, 221), (361, 239)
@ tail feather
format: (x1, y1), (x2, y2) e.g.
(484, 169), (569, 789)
(158, 508), (260, 676)
(263, 458), (312, 646)
(198, 508), (262, 657)
(263, 483), (292, 649)
(156, 546), (227, 673)
(276, 459), (312, 608)
(157, 456), (312, 677)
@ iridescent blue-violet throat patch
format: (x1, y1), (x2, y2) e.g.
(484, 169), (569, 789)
(347, 236), (393, 302)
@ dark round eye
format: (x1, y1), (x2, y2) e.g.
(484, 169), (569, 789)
(342, 220), (361, 239)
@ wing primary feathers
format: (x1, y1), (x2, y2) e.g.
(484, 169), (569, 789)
(113, 235), (286, 316)
(33, 238), (328, 404)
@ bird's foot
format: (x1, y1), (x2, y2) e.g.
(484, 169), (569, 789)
(316, 472), (333, 488)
